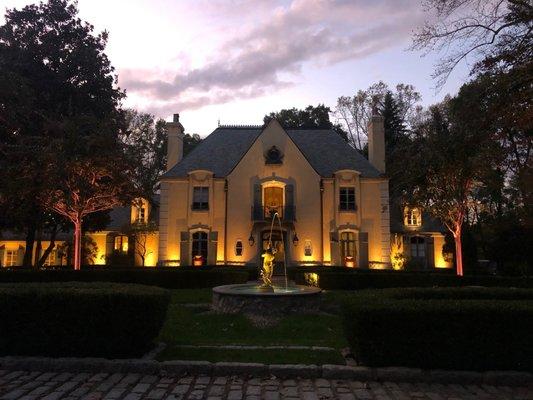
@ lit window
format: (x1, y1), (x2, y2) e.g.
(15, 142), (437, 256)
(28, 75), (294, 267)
(406, 208), (422, 227)
(5, 250), (17, 267)
(192, 187), (209, 210)
(192, 231), (208, 262)
(136, 206), (146, 223)
(340, 232), (356, 258)
(235, 240), (243, 256)
(304, 240), (312, 256)
(114, 235), (128, 253)
(410, 236), (425, 258)
(339, 187), (356, 211)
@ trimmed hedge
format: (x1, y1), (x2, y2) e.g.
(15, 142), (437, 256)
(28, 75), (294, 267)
(0, 282), (171, 358)
(342, 287), (533, 371)
(0, 268), (249, 289)
(293, 267), (533, 289)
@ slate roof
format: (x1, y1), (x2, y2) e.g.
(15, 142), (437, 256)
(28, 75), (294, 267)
(163, 126), (382, 179)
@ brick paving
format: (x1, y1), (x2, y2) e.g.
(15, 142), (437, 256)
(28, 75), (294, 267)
(0, 369), (531, 400)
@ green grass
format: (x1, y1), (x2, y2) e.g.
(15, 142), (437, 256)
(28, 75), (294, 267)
(157, 346), (345, 364)
(156, 289), (349, 364)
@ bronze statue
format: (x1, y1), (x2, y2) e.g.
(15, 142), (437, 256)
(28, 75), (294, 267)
(260, 246), (277, 288)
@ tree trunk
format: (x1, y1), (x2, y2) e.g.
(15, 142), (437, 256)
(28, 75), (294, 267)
(73, 220), (82, 271)
(34, 228), (42, 268)
(22, 225), (36, 268)
(454, 229), (463, 276)
(37, 225), (58, 268)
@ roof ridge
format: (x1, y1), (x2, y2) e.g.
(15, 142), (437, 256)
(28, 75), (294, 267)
(217, 124), (263, 129)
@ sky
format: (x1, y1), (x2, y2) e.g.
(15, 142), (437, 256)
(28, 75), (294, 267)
(1, 0), (471, 136)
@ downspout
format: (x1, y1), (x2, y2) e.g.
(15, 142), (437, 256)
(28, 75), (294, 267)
(320, 179), (324, 265)
(224, 179), (228, 265)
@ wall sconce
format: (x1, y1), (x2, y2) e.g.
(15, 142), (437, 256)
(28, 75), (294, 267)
(292, 232), (299, 246)
(248, 233), (255, 246)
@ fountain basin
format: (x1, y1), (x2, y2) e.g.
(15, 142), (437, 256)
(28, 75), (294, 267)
(212, 283), (322, 315)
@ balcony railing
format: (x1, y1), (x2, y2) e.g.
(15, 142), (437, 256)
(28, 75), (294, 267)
(251, 205), (295, 222)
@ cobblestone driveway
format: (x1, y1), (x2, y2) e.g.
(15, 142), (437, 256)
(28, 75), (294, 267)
(0, 370), (531, 400)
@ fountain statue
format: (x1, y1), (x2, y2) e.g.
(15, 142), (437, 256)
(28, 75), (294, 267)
(260, 246), (276, 288)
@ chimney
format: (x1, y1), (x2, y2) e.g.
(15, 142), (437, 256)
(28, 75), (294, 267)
(166, 113), (184, 171)
(367, 110), (385, 173)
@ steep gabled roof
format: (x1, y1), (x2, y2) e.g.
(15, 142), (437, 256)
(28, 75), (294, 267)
(163, 125), (382, 178)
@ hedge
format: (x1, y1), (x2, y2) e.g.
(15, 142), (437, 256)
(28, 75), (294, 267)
(293, 268), (533, 289)
(0, 267), (249, 289)
(0, 282), (171, 358)
(342, 287), (533, 371)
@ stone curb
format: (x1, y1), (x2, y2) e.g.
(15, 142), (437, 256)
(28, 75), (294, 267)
(0, 357), (531, 386)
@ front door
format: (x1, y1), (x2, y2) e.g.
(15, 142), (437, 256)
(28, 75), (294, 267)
(261, 230), (286, 275)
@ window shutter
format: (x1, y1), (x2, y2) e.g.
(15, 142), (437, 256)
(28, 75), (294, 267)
(252, 184), (262, 220)
(330, 232), (340, 265)
(359, 232), (368, 268)
(180, 232), (189, 266)
(285, 184), (295, 220)
(17, 246), (25, 266)
(208, 231), (218, 264)
(0, 246), (4, 267)
(426, 236), (435, 269)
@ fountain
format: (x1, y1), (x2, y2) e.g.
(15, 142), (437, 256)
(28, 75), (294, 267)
(212, 212), (322, 316)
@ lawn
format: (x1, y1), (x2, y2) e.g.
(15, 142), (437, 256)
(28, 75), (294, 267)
(156, 289), (349, 364)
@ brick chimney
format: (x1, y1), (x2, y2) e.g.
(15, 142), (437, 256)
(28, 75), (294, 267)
(166, 113), (184, 171)
(367, 109), (385, 173)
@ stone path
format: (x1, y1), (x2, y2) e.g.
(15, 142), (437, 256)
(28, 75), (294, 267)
(0, 370), (532, 400)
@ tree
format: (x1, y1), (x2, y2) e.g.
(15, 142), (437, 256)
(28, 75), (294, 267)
(412, 0), (532, 87)
(183, 133), (202, 156)
(0, 0), (125, 267)
(264, 104), (348, 141)
(406, 97), (500, 276)
(127, 220), (158, 267)
(335, 82), (421, 150)
(42, 152), (135, 270)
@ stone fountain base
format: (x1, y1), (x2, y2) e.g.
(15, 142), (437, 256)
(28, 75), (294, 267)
(212, 283), (322, 316)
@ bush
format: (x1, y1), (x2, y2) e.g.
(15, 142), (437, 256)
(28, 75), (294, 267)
(342, 287), (533, 370)
(0, 267), (249, 289)
(293, 267), (532, 289)
(0, 282), (171, 358)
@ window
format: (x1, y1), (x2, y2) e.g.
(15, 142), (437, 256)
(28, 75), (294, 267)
(192, 231), (208, 261)
(5, 250), (17, 267)
(340, 232), (356, 258)
(304, 240), (312, 257)
(43, 250), (56, 266)
(339, 187), (356, 211)
(406, 208), (421, 227)
(235, 240), (243, 256)
(136, 206), (146, 223)
(410, 236), (425, 258)
(192, 187), (209, 210)
(114, 235), (128, 253)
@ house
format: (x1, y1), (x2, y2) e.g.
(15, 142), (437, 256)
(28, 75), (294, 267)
(158, 113), (392, 268)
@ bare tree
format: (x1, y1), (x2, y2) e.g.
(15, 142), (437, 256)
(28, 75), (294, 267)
(412, 0), (533, 87)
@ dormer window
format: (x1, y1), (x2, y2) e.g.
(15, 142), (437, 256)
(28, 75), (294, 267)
(339, 187), (356, 211)
(192, 187), (209, 210)
(265, 146), (283, 164)
(136, 206), (146, 223)
(405, 207), (422, 227)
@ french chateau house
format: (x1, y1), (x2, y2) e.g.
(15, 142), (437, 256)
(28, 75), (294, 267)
(0, 112), (451, 270)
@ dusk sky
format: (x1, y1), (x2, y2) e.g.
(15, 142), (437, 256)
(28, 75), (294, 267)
(1, 0), (471, 136)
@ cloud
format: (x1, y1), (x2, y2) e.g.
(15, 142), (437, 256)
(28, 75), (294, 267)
(120, 0), (424, 114)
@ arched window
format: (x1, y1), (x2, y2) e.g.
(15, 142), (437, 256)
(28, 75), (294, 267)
(192, 231), (208, 261)
(114, 235), (128, 253)
(235, 240), (243, 256)
(410, 236), (425, 259)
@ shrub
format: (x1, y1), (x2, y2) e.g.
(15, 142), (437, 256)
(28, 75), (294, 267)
(342, 287), (533, 370)
(0, 267), (249, 289)
(293, 267), (532, 289)
(0, 282), (171, 358)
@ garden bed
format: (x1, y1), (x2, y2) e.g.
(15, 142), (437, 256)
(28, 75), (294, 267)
(341, 287), (533, 371)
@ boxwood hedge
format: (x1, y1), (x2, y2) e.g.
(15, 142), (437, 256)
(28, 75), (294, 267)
(0, 282), (171, 358)
(342, 287), (533, 371)
(0, 267), (249, 289)
(293, 268), (532, 289)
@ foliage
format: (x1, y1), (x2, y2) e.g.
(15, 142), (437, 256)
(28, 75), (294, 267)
(292, 268), (533, 290)
(0, 0), (126, 267)
(0, 268), (250, 289)
(335, 82), (421, 150)
(390, 234), (406, 271)
(127, 220), (158, 267)
(264, 104), (349, 141)
(183, 132), (202, 156)
(342, 288), (533, 370)
(0, 282), (170, 358)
